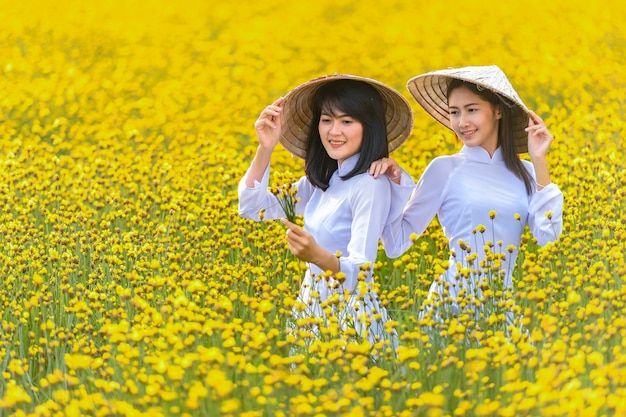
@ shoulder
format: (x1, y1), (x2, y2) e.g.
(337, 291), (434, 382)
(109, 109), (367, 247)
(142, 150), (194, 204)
(352, 171), (392, 188)
(412, 154), (462, 195)
(294, 175), (314, 192)
(422, 154), (461, 177)
(295, 175), (312, 188)
(348, 172), (392, 197)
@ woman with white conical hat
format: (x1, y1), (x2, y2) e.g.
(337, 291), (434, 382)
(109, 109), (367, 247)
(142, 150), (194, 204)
(369, 65), (564, 327)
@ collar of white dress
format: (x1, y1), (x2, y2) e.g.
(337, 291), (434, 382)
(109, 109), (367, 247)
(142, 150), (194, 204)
(460, 145), (505, 164)
(336, 153), (361, 176)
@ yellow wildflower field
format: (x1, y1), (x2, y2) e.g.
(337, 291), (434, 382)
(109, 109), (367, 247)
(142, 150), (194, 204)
(0, 0), (624, 416)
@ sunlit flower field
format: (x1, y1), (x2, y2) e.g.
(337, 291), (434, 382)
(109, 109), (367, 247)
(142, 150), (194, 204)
(0, 0), (625, 415)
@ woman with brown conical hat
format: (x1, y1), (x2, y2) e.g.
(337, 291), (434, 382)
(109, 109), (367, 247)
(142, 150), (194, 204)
(369, 65), (564, 328)
(238, 74), (413, 351)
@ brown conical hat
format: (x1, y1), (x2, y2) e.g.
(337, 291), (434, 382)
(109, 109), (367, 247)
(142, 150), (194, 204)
(279, 74), (414, 159)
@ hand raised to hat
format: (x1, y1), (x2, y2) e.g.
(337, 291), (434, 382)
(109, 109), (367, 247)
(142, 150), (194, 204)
(525, 109), (554, 190)
(525, 110), (554, 161)
(255, 97), (284, 151)
(244, 97), (286, 188)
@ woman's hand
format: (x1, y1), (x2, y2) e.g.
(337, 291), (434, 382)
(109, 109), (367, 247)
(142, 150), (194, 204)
(244, 97), (285, 187)
(282, 219), (340, 273)
(526, 110), (554, 190)
(526, 110), (554, 162)
(368, 157), (402, 184)
(255, 97), (284, 150)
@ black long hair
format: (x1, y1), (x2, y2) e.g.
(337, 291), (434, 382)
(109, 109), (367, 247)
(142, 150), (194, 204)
(447, 79), (534, 195)
(304, 79), (389, 191)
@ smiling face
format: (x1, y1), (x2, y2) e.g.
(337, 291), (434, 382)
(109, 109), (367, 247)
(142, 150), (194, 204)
(318, 105), (364, 164)
(448, 85), (502, 156)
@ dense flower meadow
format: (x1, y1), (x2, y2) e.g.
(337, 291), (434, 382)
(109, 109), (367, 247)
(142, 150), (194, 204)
(0, 0), (625, 415)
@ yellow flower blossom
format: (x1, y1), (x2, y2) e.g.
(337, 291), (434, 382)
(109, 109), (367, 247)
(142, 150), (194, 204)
(0, 383), (32, 408)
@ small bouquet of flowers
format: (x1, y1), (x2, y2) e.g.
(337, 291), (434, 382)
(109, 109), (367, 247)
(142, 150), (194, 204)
(271, 182), (299, 223)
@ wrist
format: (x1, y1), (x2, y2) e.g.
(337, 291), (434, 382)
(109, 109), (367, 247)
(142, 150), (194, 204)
(535, 181), (551, 191)
(258, 143), (276, 152)
(314, 249), (341, 274)
(255, 144), (276, 161)
(530, 154), (548, 164)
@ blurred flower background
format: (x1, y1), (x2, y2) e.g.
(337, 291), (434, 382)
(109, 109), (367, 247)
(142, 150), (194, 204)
(0, 0), (624, 415)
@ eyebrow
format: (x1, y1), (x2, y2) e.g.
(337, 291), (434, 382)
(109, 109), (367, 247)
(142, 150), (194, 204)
(321, 110), (350, 117)
(449, 102), (481, 109)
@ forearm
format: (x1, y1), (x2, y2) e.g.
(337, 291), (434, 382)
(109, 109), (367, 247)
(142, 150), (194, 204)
(311, 247), (341, 274)
(531, 155), (551, 190)
(238, 157), (282, 221)
(245, 145), (274, 188)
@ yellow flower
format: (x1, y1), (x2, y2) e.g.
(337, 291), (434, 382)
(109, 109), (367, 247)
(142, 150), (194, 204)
(206, 369), (234, 397)
(567, 290), (582, 304)
(475, 400), (500, 416)
(216, 295), (233, 313)
(587, 351), (604, 367)
(64, 353), (92, 371)
(258, 299), (274, 313)
(167, 365), (185, 381)
(0, 383), (32, 408)
(221, 398), (241, 414)
(32, 273), (44, 286)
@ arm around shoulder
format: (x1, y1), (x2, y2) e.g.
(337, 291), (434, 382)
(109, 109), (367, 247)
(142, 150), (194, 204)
(382, 156), (453, 258)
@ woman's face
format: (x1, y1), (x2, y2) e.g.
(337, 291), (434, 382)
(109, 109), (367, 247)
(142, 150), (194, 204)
(318, 107), (364, 164)
(448, 85), (501, 156)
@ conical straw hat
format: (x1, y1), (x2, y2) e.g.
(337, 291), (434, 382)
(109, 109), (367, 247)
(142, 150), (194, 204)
(407, 65), (530, 154)
(279, 74), (413, 159)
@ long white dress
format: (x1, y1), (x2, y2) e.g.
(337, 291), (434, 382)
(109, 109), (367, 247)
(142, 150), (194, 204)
(383, 145), (564, 321)
(239, 153), (408, 348)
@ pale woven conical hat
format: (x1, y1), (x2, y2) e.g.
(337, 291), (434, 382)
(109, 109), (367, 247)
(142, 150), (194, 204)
(279, 74), (414, 159)
(407, 65), (530, 154)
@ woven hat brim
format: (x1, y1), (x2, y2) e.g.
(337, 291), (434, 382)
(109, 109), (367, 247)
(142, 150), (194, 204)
(279, 74), (414, 159)
(407, 66), (530, 154)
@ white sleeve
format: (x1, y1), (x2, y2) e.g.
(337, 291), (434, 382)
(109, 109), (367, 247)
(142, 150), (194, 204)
(385, 168), (416, 226)
(381, 157), (452, 258)
(238, 164), (311, 221)
(528, 183), (564, 245)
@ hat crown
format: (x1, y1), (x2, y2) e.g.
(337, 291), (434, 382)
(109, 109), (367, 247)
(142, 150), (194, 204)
(441, 65), (527, 110)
